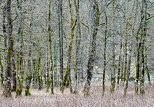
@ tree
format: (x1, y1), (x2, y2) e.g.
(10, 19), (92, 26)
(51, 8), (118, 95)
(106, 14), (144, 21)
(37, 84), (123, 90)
(58, 0), (64, 93)
(16, 0), (24, 97)
(3, 0), (13, 97)
(83, 0), (99, 96)
(48, 0), (54, 94)
(62, 0), (77, 93)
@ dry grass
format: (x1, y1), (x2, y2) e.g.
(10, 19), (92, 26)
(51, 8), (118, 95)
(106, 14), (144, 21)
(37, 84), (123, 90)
(0, 83), (154, 107)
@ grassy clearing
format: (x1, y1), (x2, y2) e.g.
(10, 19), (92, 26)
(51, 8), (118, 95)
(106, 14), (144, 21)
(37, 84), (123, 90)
(0, 83), (154, 107)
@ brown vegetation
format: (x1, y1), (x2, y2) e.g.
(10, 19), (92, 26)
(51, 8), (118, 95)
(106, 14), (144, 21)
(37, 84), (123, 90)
(0, 83), (154, 107)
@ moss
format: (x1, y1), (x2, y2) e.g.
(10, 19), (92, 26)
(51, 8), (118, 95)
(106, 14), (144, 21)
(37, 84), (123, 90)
(16, 77), (22, 97)
(25, 85), (31, 96)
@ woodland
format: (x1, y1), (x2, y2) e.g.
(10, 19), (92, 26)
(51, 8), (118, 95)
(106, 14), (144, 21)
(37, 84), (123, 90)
(0, 0), (154, 107)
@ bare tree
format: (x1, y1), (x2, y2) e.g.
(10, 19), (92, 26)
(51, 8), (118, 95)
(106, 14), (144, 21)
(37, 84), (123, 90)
(83, 0), (99, 96)
(3, 0), (13, 97)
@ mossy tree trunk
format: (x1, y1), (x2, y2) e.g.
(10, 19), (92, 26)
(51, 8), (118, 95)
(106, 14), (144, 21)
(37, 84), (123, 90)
(37, 54), (42, 90)
(140, 0), (147, 94)
(135, 31), (140, 94)
(1, 4), (7, 87)
(48, 0), (54, 94)
(0, 51), (4, 86)
(16, 0), (24, 97)
(117, 39), (122, 88)
(83, 0), (99, 96)
(46, 47), (50, 92)
(12, 57), (16, 92)
(62, 0), (77, 93)
(3, 0), (13, 98)
(74, 0), (81, 94)
(110, 1), (116, 93)
(58, 0), (64, 93)
(124, 40), (132, 97)
(25, 2), (33, 96)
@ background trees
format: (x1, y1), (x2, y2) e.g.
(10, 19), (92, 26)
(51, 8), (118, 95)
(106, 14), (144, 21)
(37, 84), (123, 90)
(0, 0), (153, 98)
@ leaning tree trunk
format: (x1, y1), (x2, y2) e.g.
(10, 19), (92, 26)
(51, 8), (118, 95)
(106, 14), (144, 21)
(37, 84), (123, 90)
(83, 0), (99, 96)
(3, 0), (13, 98)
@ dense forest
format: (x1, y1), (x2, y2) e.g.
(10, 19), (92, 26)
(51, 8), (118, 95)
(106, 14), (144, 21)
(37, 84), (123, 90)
(0, 0), (154, 107)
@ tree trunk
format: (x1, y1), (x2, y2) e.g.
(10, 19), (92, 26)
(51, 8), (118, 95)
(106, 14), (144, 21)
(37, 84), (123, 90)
(16, 0), (24, 97)
(62, 0), (77, 93)
(58, 0), (64, 93)
(124, 41), (132, 97)
(140, 0), (147, 94)
(48, 0), (54, 94)
(74, 0), (81, 94)
(83, 0), (99, 96)
(3, 0), (13, 98)
(25, 1), (33, 96)
(117, 39), (122, 88)
(102, 10), (108, 96)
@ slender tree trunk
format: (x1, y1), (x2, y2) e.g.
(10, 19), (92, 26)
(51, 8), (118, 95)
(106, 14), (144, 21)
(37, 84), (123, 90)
(123, 38), (128, 83)
(46, 47), (50, 92)
(140, 0), (147, 94)
(0, 52), (4, 86)
(135, 34), (140, 94)
(1, 4), (6, 87)
(110, 2), (116, 93)
(145, 55), (151, 85)
(16, 0), (24, 97)
(58, 0), (64, 93)
(25, 2), (33, 96)
(48, 0), (54, 94)
(134, 0), (140, 94)
(102, 10), (108, 96)
(37, 54), (42, 90)
(124, 41), (132, 97)
(83, 0), (99, 96)
(74, 0), (81, 94)
(117, 39), (122, 88)
(62, 0), (77, 93)
(3, 0), (13, 97)
(11, 57), (16, 92)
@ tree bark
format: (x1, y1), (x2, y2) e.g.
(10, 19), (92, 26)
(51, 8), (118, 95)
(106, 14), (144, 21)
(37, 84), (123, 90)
(58, 0), (64, 93)
(3, 0), (13, 98)
(83, 0), (99, 96)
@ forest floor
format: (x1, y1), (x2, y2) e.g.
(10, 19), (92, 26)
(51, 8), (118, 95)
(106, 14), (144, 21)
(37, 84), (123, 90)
(0, 83), (154, 107)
